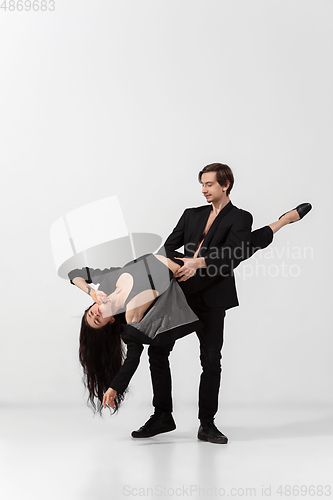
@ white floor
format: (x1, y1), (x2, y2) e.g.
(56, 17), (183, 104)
(1, 402), (332, 500)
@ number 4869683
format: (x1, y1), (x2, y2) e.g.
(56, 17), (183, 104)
(0, 1), (55, 11)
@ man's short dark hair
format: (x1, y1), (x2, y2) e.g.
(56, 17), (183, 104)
(198, 163), (234, 196)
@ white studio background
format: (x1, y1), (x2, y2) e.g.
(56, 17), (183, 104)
(0, 0), (332, 412)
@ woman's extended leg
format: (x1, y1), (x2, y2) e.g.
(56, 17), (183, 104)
(268, 208), (302, 234)
(176, 210), (305, 295)
(106, 207), (295, 321)
(249, 208), (304, 258)
(153, 254), (181, 274)
(153, 207), (307, 296)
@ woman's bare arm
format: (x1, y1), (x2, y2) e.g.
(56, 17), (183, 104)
(72, 277), (98, 303)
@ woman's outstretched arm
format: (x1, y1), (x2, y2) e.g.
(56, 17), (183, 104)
(68, 265), (120, 305)
(103, 341), (145, 408)
(71, 277), (98, 302)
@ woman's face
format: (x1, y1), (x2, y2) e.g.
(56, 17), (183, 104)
(86, 303), (115, 329)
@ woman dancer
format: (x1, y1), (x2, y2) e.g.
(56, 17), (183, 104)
(69, 204), (311, 414)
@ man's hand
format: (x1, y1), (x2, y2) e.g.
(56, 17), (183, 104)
(103, 388), (117, 409)
(174, 257), (198, 281)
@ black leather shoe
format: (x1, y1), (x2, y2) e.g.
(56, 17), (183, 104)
(279, 203), (312, 223)
(198, 420), (228, 444)
(131, 412), (176, 438)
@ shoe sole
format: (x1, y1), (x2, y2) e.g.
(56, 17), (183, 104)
(131, 424), (176, 439)
(198, 435), (228, 444)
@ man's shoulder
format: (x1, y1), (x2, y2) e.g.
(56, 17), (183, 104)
(184, 205), (211, 214)
(231, 204), (252, 216)
(229, 204), (253, 223)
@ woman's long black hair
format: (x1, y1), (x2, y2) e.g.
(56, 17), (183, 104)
(79, 306), (126, 415)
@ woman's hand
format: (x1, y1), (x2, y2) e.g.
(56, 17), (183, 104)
(96, 291), (112, 318)
(96, 290), (108, 304)
(98, 292), (113, 318)
(103, 388), (117, 409)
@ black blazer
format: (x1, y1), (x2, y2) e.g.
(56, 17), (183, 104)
(163, 200), (253, 310)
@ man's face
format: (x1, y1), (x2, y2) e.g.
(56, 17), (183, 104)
(201, 172), (228, 204)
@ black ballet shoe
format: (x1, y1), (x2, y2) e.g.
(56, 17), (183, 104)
(279, 203), (312, 223)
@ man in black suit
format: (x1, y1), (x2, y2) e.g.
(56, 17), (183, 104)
(131, 163), (273, 443)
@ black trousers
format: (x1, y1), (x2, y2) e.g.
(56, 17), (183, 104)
(148, 342), (175, 414)
(147, 296), (225, 420)
(148, 225), (273, 418)
(186, 294), (226, 421)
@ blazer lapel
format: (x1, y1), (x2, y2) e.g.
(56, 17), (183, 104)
(190, 206), (212, 250)
(197, 201), (234, 256)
